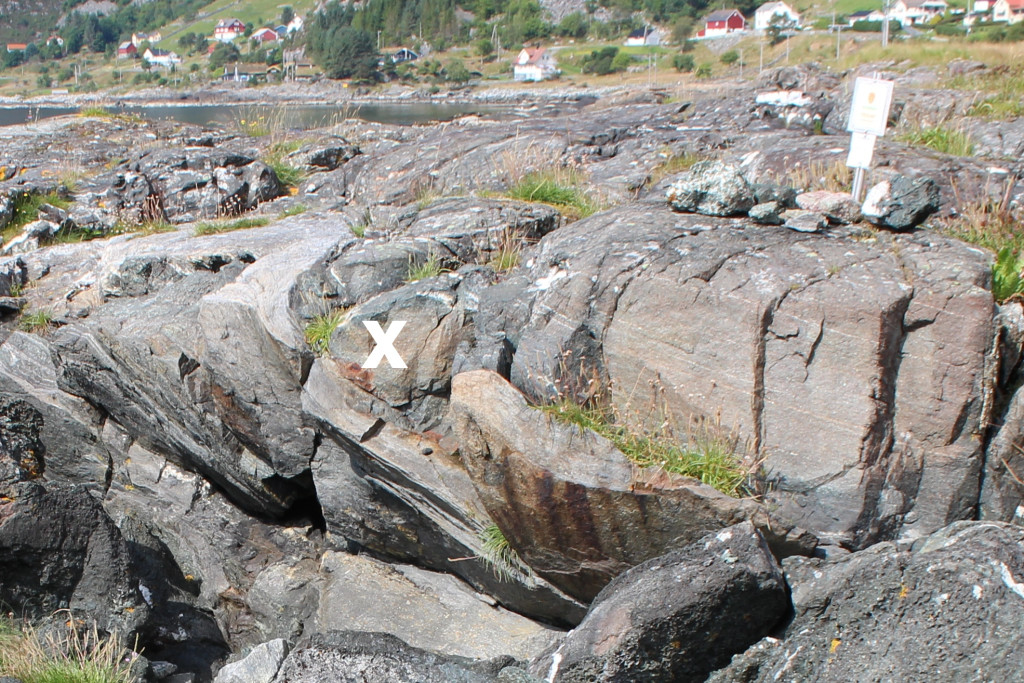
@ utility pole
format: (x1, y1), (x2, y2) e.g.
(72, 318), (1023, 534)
(759, 39), (764, 73)
(739, 48), (743, 78)
(882, 0), (890, 47)
(835, 14), (842, 61)
(377, 30), (381, 51)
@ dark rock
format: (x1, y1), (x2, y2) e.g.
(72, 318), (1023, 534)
(750, 182), (797, 208)
(748, 201), (784, 225)
(862, 175), (941, 230)
(711, 522), (1024, 682)
(288, 139), (361, 171)
(272, 631), (519, 683)
(150, 661), (179, 680)
(666, 161), (755, 217)
(531, 522), (787, 683)
(781, 209), (827, 233)
(0, 482), (149, 635)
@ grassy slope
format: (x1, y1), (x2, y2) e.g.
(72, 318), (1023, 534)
(153, 0), (319, 49)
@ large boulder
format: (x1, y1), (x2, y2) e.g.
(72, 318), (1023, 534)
(502, 202), (994, 549)
(450, 370), (809, 603)
(531, 522), (788, 683)
(711, 522), (1024, 682)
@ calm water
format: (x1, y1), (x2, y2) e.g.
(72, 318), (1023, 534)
(0, 101), (514, 129)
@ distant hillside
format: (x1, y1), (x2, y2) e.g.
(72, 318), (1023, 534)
(0, 0), (67, 42)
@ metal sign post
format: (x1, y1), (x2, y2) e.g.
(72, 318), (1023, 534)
(846, 76), (895, 202)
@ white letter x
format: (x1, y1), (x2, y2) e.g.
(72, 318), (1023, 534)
(363, 320), (407, 369)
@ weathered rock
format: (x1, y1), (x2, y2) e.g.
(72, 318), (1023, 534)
(273, 631), (529, 683)
(451, 370), (807, 603)
(0, 482), (149, 635)
(861, 175), (941, 230)
(748, 201), (784, 225)
(781, 208), (827, 232)
(531, 522), (787, 683)
(1, 220), (59, 255)
(795, 190), (862, 224)
(288, 138), (361, 171)
(215, 639), (289, 683)
(711, 522), (1024, 682)
(750, 182), (797, 208)
(666, 161), (755, 217)
(504, 203), (994, 549)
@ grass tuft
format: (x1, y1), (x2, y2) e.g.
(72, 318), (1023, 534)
(538, 399), (752, 497)
(264, 141), (306, 189)
(897, 125), (975, 157)
(649, 150), (704, 185)
(2, 192), (72, 244)
(406, 252), (445, 282)
(504, 168), (603, 221)
(78, 105), (112, 118)
(19, 308), (54, 334)
(0, 616), (135, 683)
(281, 204), (308, 218)
(193, 217), (270, 237)
(478, 523), (527, 582)
(992, 248), (1024, 303)
(305, 308), (348, 355)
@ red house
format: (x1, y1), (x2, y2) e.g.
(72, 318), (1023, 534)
(214, 18), (246, 42)
(117, 41), (137, 59)
(696, 9), (746, 38)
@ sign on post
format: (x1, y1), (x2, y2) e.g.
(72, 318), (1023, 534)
(846, 76), (895, 201)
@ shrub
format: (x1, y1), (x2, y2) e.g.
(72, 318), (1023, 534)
(672, 53), (695, 72)
(0, 616), (135, 683)
(406, 251), (445, 282)
(720, 50), (739, 65)
(695, 62), (713, 78)
(18, 308), (53, 334)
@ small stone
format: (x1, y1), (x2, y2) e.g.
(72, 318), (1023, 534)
(861, 175), (940, 231)
(748, 201), (784, 225)
(750, 182), (797, 208)
(421, 447), (434, 455)
(796, 191), (862, 224)
(214, 638), (289, 683)
(782, 209), (827, 233)
(150, 661), (179, 680)
(666, 161), (755, 217)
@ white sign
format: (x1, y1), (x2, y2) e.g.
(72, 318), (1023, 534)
(847, 76), (895, 137)
(846, 131), (877, 169)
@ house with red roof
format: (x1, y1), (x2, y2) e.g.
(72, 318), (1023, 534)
(513, 47), (558, 81)
(215, 18), (246, 42)
(993, 0), (1024, 21)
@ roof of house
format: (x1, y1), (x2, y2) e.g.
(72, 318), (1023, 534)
(705, 9), (744, 21)
(6, 43), (27, 50)
(118, 41), (135, 49)
(757, 2), (790, 12)
(849, 9), (873, 16)
(518, 47), (549, 65)
(216, 18), (245, 28)
(997, 0), (1024, 8)
(146, 48), (173, 57)
(252, 28), (278, 38)
(627, 26), (652, 38)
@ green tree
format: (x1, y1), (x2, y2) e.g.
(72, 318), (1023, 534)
(208, 42), (240, 71)
(611, 50), (633, 72)
(475, 38), (494, 57)
(695, 62), (712, 78)
(281, 6), (295, 25)
(767, 14), (797, 46)
(720, 50), (738, 64)
(671, 16), (694, 43)
(557, 11), (588, 38)
(445, 58), (470, 83)
(315, 26), (378, 80)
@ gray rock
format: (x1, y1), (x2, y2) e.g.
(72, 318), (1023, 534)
(288, 139), (361, 171)
(795, 190), (862, 224)
(503, 203), (994, 549)
(861, 175), (941, 230)
(748, 201), (784, 225)
(312, 551), (556, 661)
(666, 161), (755, 217)
(272, 631), (513, 683)
(531, 522), (787, 683)
(450, 370), (810, 603)
(750, 182), (797, 208)
(150, 661), (179, 680)
(711, 522), (1024, 682)
(781, 208), (827, 232)
(214, 639), (289, 683)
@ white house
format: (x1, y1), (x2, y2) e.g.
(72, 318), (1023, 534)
(143, 48), (182, 68)
(513, 47), (558, 81)
(754, 1), (801, 30)
(992, 0), (1024, 21)
(889, 0), (948, 25)
(287, 15), (304, 33)
(624, 26), (662, 46)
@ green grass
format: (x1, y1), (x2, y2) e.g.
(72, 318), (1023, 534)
(897, 125), (975, 157)
(992, 248), (1024, 303)
(78, 105), (112, 118)
(193, 216), (270, 236)
(504, 169), (603, 221)
(264, 141), (306, 189)
(478, 523), (525, 582)
(406, 252), (445, 282)
(0, 617), (134, 683)
(304, 308), (348, 355)
(489, 246), (521, 273)
(281, 204), (308, 217)
(649, 150), (704, 185)
(539, 400), (751, 497)
(19, 309), (54, 334)
(1, 192), (72, 244)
